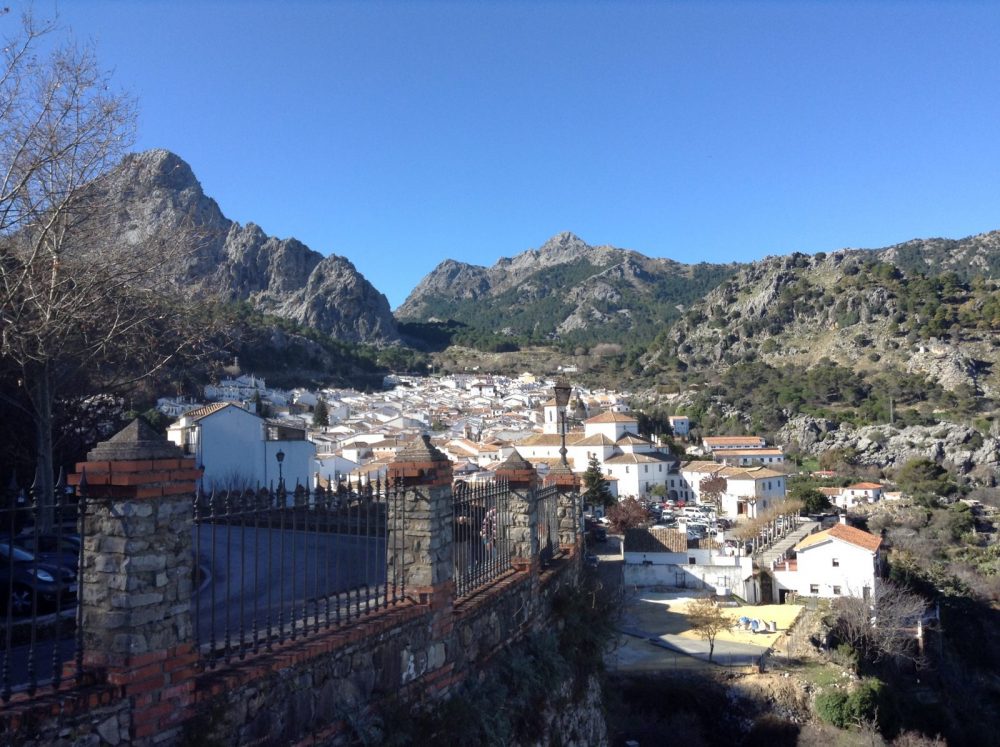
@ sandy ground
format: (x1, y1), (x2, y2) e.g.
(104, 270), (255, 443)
(650, 591), (805, 645)
(610, 589), (806, 672)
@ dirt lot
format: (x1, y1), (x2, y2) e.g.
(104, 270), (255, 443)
(624, 589), (805, 645)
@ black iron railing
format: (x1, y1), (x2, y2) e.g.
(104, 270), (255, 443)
(1, 470), (85, 703)
(192, 478), (405, 669)
(453, 479), (512, 597)
(537, 484), (559, 567)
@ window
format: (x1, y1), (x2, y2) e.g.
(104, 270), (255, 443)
(809, 584), (819, 594)
(832, 558), (839, 567)
(669, 479), (674, 487)
(644, 465), (648, 473)
(833, 586), (842, 595)
(688, 557), (696, 565)
(625, 466), (629, 474)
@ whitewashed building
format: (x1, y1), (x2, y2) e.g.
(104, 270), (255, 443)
(167, 403), (315, 491)
(621, 527), (755, 598)
(773, 522), (883, 600)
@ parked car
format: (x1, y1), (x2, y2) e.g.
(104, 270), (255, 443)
(14, 533), (82, 571)
(687, 525), (708, 539)
(589, 526), (608, 543)
(0, 542), (78, 616)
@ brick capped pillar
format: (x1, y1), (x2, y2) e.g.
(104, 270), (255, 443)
(387, 435), (454, 610)
(545, 461), (582, 555)
(495, 450), (539, 573)
(67, 419), (201, 744)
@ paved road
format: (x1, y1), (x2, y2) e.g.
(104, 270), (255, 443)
(192, 524), (386, 644)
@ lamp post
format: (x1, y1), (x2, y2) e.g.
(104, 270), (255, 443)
(553, 380), (571, 468)
(276, 449), (285, 488)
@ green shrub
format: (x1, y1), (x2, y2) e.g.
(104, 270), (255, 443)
(816, 690), (850, 727)
(815, 678), (884, 729)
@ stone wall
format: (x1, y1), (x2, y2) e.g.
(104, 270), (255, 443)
(1, 426), (586, 746)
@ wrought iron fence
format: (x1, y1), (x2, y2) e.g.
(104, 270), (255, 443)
(192, 478), (406, 669)
(453, 479), (512, 597)
(1, 470), (85, 703)
(537, 484), (559, 567)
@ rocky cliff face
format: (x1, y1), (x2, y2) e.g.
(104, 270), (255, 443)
(642, 243), (1000, 397)
(96, 149), (399, 345)
(779, 415), (1000, 483)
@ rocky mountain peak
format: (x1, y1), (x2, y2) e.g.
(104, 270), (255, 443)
(539, 231), (586, 251)
(96, 149), (399, 345)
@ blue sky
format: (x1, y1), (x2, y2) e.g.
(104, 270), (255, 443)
(27, 0), (1000, 308)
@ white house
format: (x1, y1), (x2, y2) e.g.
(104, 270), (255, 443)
(834, 482), (884, 510)
(773, 523), (883, 600)
(155, 396), (203, 419)
(314, 453), (360, 485)
(604, 452), (675, 497)
(167, 402), (315, 490)
(712, 447), (785, 468)
(583, 411), (639, 442)
(679, 462), (786, 517)
(702, 435), (767, 452)
(668, 415), (690, 437)
(621, 527), (755, 598)
(720, 467), (786, 517)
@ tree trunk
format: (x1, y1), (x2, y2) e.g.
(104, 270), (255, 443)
(29, 364), (56, 533)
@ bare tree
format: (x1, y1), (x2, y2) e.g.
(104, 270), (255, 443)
(832, 580), (928, 665)
(686, 595), (730, 662)
(0, 11), (204, 526)
(606, 496), (648, 534)
(699, 475), (727, 514)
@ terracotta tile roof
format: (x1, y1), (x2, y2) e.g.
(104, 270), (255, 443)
(605, 452), (674, 465)
(623, 527), (688, 553)
(721, 466), (785, 480)
(796, 523), (882, 553)
(703, 436), (766, 447)
(574, 433), (616, 447)
(585, 411), (638, 424)
(712, 448), (784, 456)
(848, 482), (883, 490)
(182, 402), (239, 421)
(518, 433), (565, 446)
(616, 433), (652, 444)
(681, 461), (728, 473)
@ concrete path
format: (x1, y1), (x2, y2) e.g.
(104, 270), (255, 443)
(618, 625), (766, 667)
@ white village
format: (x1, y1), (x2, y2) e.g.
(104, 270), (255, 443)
(158, 371), (893, 609)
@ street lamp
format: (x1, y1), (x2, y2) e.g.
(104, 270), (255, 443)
(276, 449), (285, 488)
(553, 379), (571, 467)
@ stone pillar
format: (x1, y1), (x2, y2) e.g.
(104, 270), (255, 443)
(387, 435), (454, 610)
(545, 462), (582, 555)
(495, 450), (539, 573)
(67, 419), (202, 744)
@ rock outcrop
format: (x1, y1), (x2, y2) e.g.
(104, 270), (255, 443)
(778, 415), (1000, 482)
(95, 149), (399, 345)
